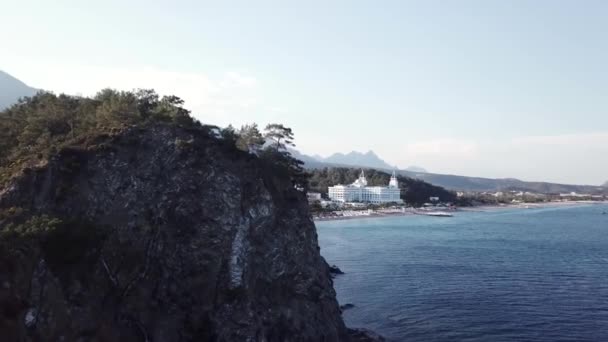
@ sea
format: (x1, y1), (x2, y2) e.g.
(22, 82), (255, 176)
(317, 204), (608, 342)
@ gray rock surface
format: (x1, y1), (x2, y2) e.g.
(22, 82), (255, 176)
(0, 124), (381, 341)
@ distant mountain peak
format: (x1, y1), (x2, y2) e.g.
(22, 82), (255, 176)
(0, 70), (37, 109)
(404, 166), (428, 173)
(322, 150), (395, 170)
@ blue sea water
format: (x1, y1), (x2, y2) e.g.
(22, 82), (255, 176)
(317, 205), (608, 342)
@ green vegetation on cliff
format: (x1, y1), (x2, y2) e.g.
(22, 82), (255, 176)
(0, 90), (195, 181)
(0, 214), (106, 272)
(0, 90), (307, 188)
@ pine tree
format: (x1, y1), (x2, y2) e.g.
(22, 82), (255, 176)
(263, 123), (294, 151)
(236, 124), (264, 153)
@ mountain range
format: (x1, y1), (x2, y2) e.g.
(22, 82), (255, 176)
(294, 149), (606, 194)
(290, 149), (427, 173)
(0, 70), (37, 109)
(321, 151), (396, 169)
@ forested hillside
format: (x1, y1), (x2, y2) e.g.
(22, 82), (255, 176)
(0, 90), (195, 183)
(308, 167), (456, 206)
(0, 90), (307, 189)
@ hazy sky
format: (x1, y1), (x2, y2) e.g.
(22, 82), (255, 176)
(2, 0), (607, 185)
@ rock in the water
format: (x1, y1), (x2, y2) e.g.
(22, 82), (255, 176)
(0, 123), (369, 341)
(340, 303), (355, 311)
(347, 328), (386, 341)
(329, 264), (345, 275)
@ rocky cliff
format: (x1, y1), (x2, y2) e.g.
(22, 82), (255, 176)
(0, 124), (376, 341)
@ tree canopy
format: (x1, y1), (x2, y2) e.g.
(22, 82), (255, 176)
(0, 89), (309, 190)
(264, 123), (294, 151)
(236, 124), (264, 153)
(258, 124), (308, 189)
(0, 89), (196, 178)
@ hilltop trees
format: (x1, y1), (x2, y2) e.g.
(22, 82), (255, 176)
(264, 123), (294, 151)
(94, 89), (194, 127)
(236, 124), (264, 153)
(1, 89), (194, 161)
(0, 88), (309, 190)
(226, 122), (308, 189)
(0, 89), (196, 183)
(220, 124), (238, 144)
(95, 90), (140, 127)
(261, 123), (308, 189)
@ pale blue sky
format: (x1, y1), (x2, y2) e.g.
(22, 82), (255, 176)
(2, 0), (607, 184)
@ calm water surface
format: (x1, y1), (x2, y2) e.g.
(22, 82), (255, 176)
(317, 205), (608, 341)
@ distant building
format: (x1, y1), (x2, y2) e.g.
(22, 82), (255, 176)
(319, 200), (336, 208)
(307, 192), (322, 202)
(560, 192), (591, 198)
(429, 196), (440, 202)
(328, 170), (402, 204)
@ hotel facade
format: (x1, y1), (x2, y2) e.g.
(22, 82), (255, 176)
(328, 171), (403, 204)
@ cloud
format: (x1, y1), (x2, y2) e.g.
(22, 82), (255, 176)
(511, 132), (608, 146)
(219, 72), (257, 88)
(404, 139), (478, 158)
(392, 132), (608, 184)
(266, 106), (287, 113)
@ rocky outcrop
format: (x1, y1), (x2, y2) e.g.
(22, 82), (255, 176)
(329, 265), (345, 276)
(0, 124), (377, 341)
(340, 304), (355, 311)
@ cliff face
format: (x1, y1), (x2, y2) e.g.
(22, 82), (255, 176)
(0, 124), (351, 341)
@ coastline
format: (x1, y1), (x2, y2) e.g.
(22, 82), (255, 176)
(313, 200), (607, 222)
(460, 200), (607, 212)
(313, 210), (417, 222)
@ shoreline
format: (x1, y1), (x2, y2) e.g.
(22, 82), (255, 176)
(314, 200), (607, 222)
(461, 200), (607, 212)
(313, 210), (417, 222)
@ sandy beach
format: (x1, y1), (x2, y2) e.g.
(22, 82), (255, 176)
(313, 210), (417, 222)
(460, 200), (607, 212)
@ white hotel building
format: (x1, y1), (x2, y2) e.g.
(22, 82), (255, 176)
(328, 171), (403, 204)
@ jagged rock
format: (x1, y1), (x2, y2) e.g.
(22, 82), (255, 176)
(0, 123), (371, 341)
(329, 265), (345, 275)
(347, 328), (386, 341)
(340, 303), (355, 311)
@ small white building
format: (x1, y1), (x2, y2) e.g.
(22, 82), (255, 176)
(307, 192), (322, 202)
(328, 170), (402, 204)
(560, 192), (591, 198)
